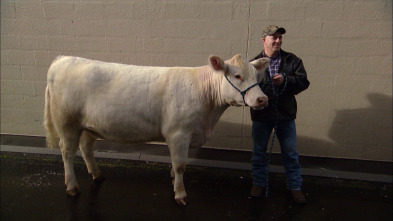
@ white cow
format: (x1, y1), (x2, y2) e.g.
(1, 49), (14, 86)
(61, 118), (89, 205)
(43, 54), (269, 205)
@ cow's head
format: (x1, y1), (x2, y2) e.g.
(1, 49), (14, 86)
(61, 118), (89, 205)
(209, 54), (270, 110)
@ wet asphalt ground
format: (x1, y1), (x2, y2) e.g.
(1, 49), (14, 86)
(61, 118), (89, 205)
(1, 151), (392, 221)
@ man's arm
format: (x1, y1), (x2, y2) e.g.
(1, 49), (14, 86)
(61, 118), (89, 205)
(285, 59), (310, 95)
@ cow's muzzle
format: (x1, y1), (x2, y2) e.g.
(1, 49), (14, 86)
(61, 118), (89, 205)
(252, 96), (268, 110)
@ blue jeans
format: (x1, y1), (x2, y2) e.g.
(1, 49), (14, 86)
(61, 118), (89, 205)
(251, 120), (302, 190)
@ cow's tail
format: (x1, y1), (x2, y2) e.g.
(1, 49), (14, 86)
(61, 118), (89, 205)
(43, 86), (59, 148)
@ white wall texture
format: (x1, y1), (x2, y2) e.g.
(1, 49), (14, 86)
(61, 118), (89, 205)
(1, 0), (392, 161)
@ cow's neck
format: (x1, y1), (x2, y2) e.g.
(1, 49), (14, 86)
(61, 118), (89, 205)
(196, 66), (227, 108)
(195, 66), (230, 140)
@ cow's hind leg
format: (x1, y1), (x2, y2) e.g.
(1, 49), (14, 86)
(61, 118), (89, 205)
(79, 131), (104, 183)
(166, 131), (190, 205)
(59, 130), (81, 197)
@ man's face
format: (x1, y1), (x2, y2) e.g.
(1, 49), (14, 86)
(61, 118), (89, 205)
(263, 32), (283, 54)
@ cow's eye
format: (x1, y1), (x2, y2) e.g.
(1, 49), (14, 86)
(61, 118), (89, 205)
(235, 75), (242, 80)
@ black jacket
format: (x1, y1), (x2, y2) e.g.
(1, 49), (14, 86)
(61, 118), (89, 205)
(250, 49), (310, 121)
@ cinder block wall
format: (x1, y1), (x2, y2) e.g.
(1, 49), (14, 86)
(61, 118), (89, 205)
(1, 0), (392, 161)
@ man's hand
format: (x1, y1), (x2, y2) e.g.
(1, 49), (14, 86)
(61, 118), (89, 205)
(272, 74), (284, 85)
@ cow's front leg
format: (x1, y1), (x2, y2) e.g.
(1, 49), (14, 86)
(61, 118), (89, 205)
(166, 131), (190, 205)
(172, 161), (187, 205)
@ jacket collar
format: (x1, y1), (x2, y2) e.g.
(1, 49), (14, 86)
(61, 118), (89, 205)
(278, 49), (288, 72)
(260, 49), (288, 72)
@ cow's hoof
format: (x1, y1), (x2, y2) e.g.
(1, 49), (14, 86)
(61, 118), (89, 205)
(93, 175), (105, 184)
(66, 186), (81, 197)
(175, 197), (188, 206)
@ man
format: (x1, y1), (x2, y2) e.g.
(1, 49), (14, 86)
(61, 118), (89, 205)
(249, 25), (310, 204)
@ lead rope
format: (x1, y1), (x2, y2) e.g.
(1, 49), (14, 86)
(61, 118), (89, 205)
(264, 73), (287, 198)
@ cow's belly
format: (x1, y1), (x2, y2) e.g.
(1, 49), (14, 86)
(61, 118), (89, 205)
(82, 106), (165, 143)
(83, 121), (165, 144)
(83, 111), (211, 147)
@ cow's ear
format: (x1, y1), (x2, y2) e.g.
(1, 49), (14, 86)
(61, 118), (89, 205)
(250, 57), (270, 73)
(209, 55), (227, 73)
(251, 57), (270, 83)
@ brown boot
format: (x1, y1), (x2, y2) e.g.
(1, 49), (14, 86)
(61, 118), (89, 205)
(289, 190), (306, 204)
(250, 185), (265, 198)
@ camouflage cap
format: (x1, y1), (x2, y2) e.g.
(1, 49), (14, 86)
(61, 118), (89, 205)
(262, 25), (286, 38)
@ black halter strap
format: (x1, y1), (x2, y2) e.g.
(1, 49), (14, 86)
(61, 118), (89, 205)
(224, 75), (259, 106)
